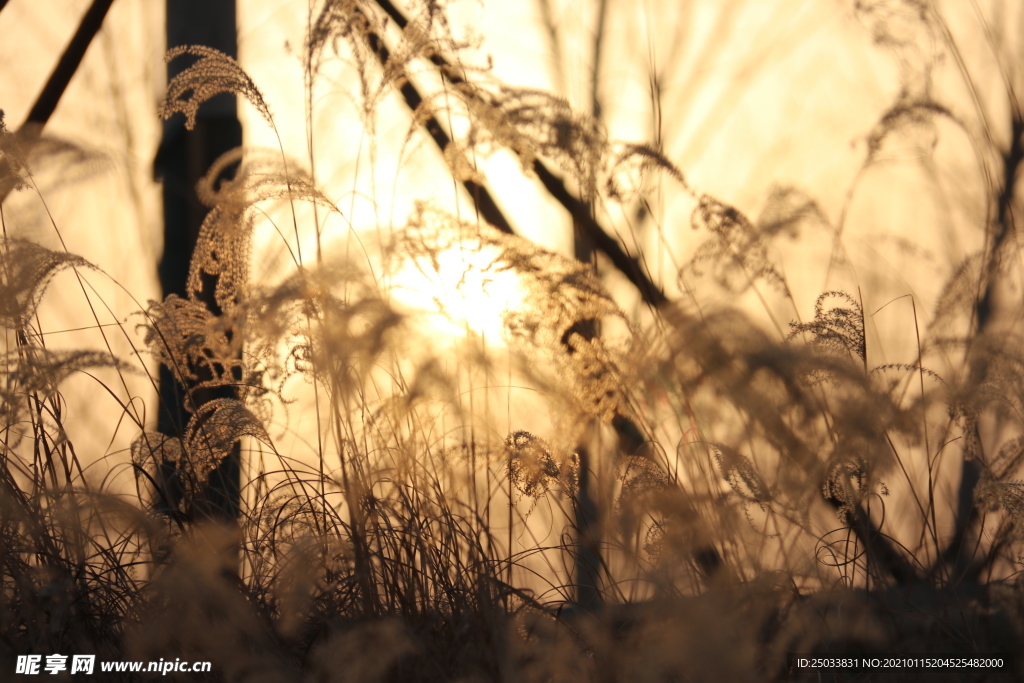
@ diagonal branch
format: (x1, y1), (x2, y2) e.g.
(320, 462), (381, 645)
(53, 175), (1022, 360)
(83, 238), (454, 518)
(826, 495), (919, 585)
(0, 0), (116, 205)
(369, 0), (667, 308)
(362, 26), (513, 235)
(949, 115), (1024, 584)
(23, 0), (117, 130)
(531, 161), (667, 307)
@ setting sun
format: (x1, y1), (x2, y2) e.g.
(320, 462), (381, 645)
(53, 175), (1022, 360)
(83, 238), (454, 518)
(387, 221), (527, 341)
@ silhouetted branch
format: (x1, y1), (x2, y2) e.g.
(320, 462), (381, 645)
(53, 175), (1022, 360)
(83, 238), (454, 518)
(826, 495), (919, 585)
(0, 0), (116, 205)
(951, 114), (1024, 584)
(25, 0), (116, 128)
(361, 24), (514, 236)
(370, 0), (667, 309)
(532, 162), (668, 307)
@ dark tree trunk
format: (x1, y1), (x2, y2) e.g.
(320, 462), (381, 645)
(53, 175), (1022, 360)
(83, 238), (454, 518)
(154, 0), (241, 523)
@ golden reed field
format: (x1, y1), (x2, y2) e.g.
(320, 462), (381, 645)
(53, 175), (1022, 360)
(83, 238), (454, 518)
(1, 1), (1024, 680)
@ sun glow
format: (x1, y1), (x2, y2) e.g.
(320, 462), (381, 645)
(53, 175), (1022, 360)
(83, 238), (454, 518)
(389, 240), (527, 342)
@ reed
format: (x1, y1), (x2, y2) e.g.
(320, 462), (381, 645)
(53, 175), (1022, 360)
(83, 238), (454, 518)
(1, 1), (1023, 681)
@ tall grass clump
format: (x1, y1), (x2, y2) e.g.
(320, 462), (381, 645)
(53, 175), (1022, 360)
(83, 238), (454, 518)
(3, 1), (1024, 681)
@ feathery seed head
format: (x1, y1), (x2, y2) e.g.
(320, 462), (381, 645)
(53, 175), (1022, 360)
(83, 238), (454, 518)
(161, 46), (273, 130)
